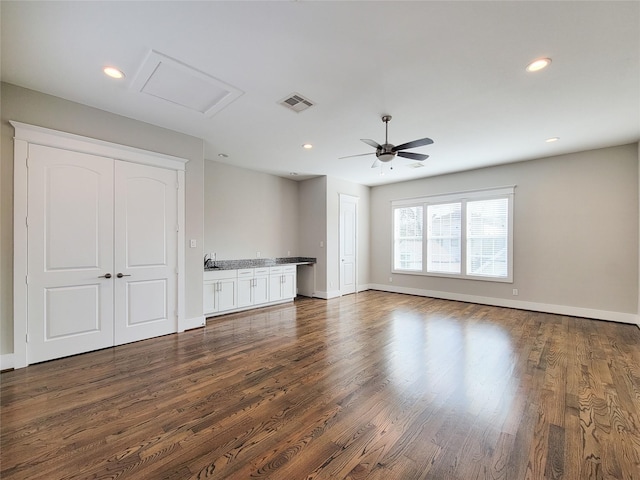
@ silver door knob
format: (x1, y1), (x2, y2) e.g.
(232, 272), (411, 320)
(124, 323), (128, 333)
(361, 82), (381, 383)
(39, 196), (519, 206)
(116, 273), (131, 278)
(98, 273), (112, 279)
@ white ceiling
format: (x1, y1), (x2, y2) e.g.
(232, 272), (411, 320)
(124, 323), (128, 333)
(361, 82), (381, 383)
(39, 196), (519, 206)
(2, 1), (638, 186)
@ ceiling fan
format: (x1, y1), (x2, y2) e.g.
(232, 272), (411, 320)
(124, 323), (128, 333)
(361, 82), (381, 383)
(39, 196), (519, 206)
(340, 115), (434, 168)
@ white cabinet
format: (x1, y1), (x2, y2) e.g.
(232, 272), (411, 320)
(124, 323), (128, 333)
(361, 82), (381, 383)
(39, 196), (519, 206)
(269, 265), (296, 302)
(204, 264), (298, 318)
(254, 268), (270, 305)
(237, 269), (253, 309)
(238, 268), (270, 308)
(204, 270), (237, 315)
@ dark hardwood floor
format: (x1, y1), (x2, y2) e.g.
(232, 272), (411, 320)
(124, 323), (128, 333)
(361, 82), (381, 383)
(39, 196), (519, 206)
(2, 291), (639, 479)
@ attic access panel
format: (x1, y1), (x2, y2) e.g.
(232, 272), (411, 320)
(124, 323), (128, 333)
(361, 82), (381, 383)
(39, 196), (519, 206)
(131, 50), (244, 117)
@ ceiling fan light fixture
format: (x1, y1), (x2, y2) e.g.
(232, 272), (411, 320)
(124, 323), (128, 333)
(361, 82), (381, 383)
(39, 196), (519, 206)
(378, 152), (395, 162)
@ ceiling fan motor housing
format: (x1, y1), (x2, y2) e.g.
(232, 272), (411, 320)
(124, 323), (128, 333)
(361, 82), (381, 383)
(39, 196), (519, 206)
(377, 143), (396, 162)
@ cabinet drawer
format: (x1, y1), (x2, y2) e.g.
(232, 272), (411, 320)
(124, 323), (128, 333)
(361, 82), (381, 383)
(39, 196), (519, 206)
(204, 269), (237, 281)
(237, 268), (254, 277)
(269, 266), (283, 275)
(283, 265), (296, 274)
(254, 267), (270, 276)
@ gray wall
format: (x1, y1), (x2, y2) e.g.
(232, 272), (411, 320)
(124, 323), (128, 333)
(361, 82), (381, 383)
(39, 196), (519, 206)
(2, 82), (636, 359)
(203, 160), (299, 260)
(202, 167), (372, 300)
(370, 144), (639, 317)
(1, 83), (205, 356)
(298, 176), (327, 296)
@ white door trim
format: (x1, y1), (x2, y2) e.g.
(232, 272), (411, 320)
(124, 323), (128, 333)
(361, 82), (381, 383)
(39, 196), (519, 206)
(11, 121), (188, 368)
(10, 121), (188, 170)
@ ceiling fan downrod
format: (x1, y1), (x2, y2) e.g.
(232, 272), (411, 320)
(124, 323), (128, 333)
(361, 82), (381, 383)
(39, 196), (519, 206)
(382, 115), (392, 145)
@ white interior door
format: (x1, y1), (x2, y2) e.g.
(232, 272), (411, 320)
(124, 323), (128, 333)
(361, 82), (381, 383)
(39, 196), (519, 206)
(339, 194), (358, 295)
(27, 145), (115, 363)
(114, 161), (177, 345)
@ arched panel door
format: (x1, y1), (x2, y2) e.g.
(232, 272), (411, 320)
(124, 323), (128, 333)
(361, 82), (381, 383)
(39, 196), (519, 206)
(27, 144), (115, 363)
(113, 161), (177, 345)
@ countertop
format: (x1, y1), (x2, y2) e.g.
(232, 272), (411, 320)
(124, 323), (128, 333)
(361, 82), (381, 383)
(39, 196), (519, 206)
(204, 257), (316, 271)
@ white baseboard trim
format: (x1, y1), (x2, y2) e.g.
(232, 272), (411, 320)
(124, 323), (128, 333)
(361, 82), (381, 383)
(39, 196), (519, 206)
(326, 289), (342, 299)
(1, 354), (15, 371)
(204, 298), (298, 318)
(312, 289), (342, 300)
(312, 287), (371, 299)
(369, 284), (639, 325)
(179, 315), (206, 332)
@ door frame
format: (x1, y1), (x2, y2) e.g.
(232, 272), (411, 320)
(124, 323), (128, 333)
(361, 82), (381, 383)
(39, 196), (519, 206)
(339, 193), (358, 296)
(11, 121), (188, 368)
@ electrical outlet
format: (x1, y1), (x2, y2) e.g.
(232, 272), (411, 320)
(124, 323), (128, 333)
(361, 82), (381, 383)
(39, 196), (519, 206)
(190, 239), (197, 248)
(257, 251), (261, 258)
(287, 250), (291, 256)
(320, 241), (324, 248)
(512, 288), (519, 296)
(389, 277), (393, 282)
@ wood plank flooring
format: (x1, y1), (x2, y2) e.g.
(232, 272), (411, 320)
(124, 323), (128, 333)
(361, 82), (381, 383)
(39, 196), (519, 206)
(2, 291), (639, 479)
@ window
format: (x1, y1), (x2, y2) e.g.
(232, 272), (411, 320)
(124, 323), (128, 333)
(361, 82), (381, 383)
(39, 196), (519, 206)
(393, 205), (423, 271)
(392, 187), (514, 282)
(466, 198), (509, 278)
(427, 203), (461, 274)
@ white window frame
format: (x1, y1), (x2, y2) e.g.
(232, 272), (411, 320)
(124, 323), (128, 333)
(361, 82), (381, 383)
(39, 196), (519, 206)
(392, 186), (515, 283)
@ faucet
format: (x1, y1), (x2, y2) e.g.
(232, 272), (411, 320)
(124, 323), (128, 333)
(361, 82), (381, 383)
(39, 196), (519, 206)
(204, 253), (217, 269)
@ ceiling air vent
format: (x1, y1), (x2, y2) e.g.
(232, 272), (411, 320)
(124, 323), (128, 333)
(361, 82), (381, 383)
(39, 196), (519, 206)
(408, 162), (425, 169)
(279, 93), (315, 113)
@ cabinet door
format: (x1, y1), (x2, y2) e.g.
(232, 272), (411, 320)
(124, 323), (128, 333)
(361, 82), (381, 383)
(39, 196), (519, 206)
(269, 275), (283, 302)
(282, 272), (296, 299)
(203, 281), (217, 314)
(237, 277), (253, 308)
(217, 278), (237, 312)
(254, 276), (270, 305)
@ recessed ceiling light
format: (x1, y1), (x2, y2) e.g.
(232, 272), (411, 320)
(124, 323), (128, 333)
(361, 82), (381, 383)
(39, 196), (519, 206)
(526, 58), (552, 72)
(545, 137), (559, 143)
(103, 66), (125, 79)
(218, 153), (229, 158)
(302, 144), (313, 149)
(289, 172), (299, 176)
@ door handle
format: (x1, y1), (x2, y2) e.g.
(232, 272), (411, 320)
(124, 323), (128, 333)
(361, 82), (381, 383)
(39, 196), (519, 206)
(116, 273), (131, 278)
(99, 273), (112, 279)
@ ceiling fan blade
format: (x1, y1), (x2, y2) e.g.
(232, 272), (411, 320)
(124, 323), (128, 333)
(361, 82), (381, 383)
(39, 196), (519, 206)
(339, 152), (375, 160)
(397, 151), (429, 161)
(392, 137), (434, 152)
(371, 159), (381, 168)
(361, 139), (381, 149)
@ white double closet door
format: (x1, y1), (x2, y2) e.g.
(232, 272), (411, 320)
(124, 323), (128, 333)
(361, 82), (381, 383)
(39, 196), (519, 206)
(27, 144), (177, 364)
